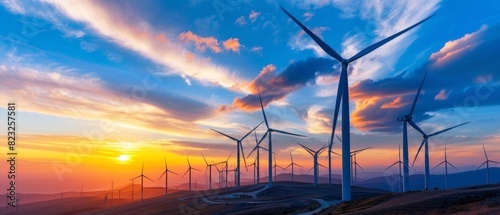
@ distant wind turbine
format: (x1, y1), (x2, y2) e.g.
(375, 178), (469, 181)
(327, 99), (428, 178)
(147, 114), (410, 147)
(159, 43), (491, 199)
(210, 122), (263, 187)
(201, 153), (218, 190)
(433, 145), (459, 189)
(273, 155), (284, 182)
(386, 144), (404, 192)
(257, 94), (306, 187)
(247, 130), (269, 184)
(298, 143), (327, 186)
(130, 163), (153, 201)
(281, 7), (433, 200)
(351, 147), (372, 186)
(283, 152), (303, 183)
(476, 145), (500, 184)
(327, 134), (342, 184)
(214, 152), (232, 188)
(247, 159), (257, 184)
(182, 156), (200, 191)
(157, 157), (178, 195)
(412, 121), (470, 189)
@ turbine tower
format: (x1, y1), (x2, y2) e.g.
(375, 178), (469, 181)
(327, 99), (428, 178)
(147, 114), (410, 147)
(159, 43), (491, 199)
(247, 131), (269, 184)
(350, 147), (371, 186)
(272, 155), (284, 182)
(211, 122), (263, 187)
(412, 122), (469, 190)
(158, 157), (178, 195)
(247, 159), (257, 184)
(476, 145), (500, 184)
(202, 153), (218, 190)
(284, 152), (303, 182)
(433, 145), (459, 189)
(257, 94), (306, 187)
(182, 156), (200, 191)
(281, 7), (433, 200)
(130, 163), (153, 201)
(298, 143), (327, 186)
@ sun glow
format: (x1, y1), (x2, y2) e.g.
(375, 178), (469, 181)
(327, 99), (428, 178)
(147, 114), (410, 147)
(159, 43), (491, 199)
(116, 154), (130, 162)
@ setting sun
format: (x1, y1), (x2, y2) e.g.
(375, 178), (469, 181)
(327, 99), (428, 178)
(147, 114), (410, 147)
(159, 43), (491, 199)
(116, 155), (130, 162)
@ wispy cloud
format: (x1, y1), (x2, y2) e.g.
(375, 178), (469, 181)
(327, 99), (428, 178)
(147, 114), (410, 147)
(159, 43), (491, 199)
(249, 10), (261, 23)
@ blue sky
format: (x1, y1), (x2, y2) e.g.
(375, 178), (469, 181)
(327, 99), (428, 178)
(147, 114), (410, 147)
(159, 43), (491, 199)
(1, 0), (500, 192)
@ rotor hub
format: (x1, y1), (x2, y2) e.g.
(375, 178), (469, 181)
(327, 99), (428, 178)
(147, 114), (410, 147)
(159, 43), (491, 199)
(398, 115), (412, 122)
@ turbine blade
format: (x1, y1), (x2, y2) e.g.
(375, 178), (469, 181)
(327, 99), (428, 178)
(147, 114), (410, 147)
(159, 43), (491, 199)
(297, 142), (314, 156)
(307, 167), (314, 173)
(280, 6), (343, 62)
(483, 145), (488, 160)
(258, 94), (270, 129)
(201, 153), (208, 166)
(187, 156), (191, 168)
(284, 163), (292, 170)
(257, 130), (269, 146)
(348, 15), (434, 63)
(247, 146), (258, 159)
(336, 134), (342, 142)
(448, 162), (460, 171)
(429, 122), (470, 137)
(412, 138), (426, 167)
(182, 169), (189, 178)
(192, 168), (201, 172)
(356, 163), (365, 171)
(385, 162), (399, 171)
(210, 128), (239, 142)
(475, 161), (487, 171)
(409, 71), (428, 116)
(329, 80), (344, 150)
(351, 147), (372, 155)
(432, 161), (446, 170)
(168, 170), (178, 175)
(272, 129), (306, 137)
(240, 142), (248, 172)
(331, 150), (342, 156)
(130, 175), (141, 180)
(490, 161), (500, 165)
(226, 152), (233, 162)
(157, 171), (166, 181)
(296, 163), (303, 168)
(408, 120), (426, 136)
(240, 121), (264, 141)
(290, 152), (293, 163)
(318, 163), (328, 169)
(144, 175), (154, 182)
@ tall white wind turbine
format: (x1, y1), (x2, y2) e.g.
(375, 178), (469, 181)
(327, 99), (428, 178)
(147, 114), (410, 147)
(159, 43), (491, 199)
(211, 122), (263, 187)
(412, 122), (469, 189)
(158, 157), (178, 196)
(297, 143), (327, 186)
(476, 145), (500, 184)
(130, 163), (153, 201)
(281, 7), (433, 200)
(182, 156), (200, 191)
(432, 145), (459, 189)
(257, 94), (306, 187)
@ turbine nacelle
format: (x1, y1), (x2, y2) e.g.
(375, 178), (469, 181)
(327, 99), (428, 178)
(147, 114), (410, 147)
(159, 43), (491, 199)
(397, 115), (412, 122)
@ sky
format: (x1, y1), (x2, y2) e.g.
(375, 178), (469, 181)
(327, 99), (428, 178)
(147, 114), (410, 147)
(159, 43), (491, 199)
(0, 0), (500, 193)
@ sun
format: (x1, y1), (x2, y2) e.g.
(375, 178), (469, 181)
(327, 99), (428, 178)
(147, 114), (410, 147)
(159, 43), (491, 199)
(116, 155), (130, 162)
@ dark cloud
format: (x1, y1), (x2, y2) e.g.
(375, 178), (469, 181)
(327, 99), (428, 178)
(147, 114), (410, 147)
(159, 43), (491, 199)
(351, 24), (500, 133)
(232, 57), (338, 111)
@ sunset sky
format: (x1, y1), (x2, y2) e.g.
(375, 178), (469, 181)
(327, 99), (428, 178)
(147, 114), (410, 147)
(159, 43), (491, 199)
(1, 0), (500, 194)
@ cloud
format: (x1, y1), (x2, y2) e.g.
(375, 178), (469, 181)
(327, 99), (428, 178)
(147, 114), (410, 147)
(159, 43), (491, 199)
(250, 46), (263, 52)
(223, 38), (241, 52)
(179, 31), (222, 53)
(0, 64), (216, 137)
(234, 16), (247, 26)
(249, 10), (261, 23)
(2, 0), (250, 92)
(288, 26), (330, 57)
(303, 12), (314, 21)
(430, 25), (487, 65)
(349, 24), (500, 133)
(230, 57), (337, 111)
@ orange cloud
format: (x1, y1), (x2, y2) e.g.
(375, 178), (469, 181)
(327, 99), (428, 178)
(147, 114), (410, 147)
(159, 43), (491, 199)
(434, 89), (449, 100)
(155, 33), (169, 43)
(179, 31), (222, 53)
(430, 25), (487, 65)
(381, 97), (406, 109)
(223, 38), (241, 52)
(249, 10), (261, 23)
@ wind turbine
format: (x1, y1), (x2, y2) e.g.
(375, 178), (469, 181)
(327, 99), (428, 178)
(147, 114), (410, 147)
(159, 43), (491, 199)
(210, 122), (263, 187)
(297, 143), (327, 186)
(247, 159), (257, 184)
(476, 145), (500, 184)
(272, 155), (284, 182)
(284, 152), (303, 183)
(386, 144), (404, 192)
(182, 156), (200, 191)
(433, 145), (459, 189)
(411, 121), (470, 189)
(201, 153), (217, 190)
(130, 163), (153, 201)
(350, 147), (371, 186)
(214, 152), (232, 188)
(281, 7), (433, 200)
(158, 157), (178, 195)
(247, 130), (269, 184)
(257, 94), (306, 187)
(327, 135), (342, 184)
